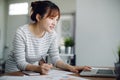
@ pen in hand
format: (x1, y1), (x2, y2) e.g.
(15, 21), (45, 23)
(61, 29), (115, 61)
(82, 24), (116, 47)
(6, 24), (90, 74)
(38, 54), (53, 74)
(40, 55), (53, 68)
(39, 56), (46, 65)
(39, 54), (53, 68)
(39, 54), (48, 65)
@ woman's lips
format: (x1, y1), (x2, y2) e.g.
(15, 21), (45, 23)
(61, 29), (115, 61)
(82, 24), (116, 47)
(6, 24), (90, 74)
(50, 26), (54, 29)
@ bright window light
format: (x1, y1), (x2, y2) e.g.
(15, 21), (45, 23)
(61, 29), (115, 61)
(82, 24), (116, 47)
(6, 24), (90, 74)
(9, 2), (28, 15)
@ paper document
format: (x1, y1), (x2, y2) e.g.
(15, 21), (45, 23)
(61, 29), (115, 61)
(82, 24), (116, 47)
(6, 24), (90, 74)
(0, 69), (89, 80)
(22, 71), (40, 76)
(0, 75), (89, 80)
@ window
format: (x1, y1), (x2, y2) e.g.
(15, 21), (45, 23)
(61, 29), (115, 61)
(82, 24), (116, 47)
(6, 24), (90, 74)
(56, 14), (75, 46)
(9, 2), (28, 15)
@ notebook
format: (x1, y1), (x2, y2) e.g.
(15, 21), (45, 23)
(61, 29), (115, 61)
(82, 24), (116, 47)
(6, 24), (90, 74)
(80, 67), (116, 77)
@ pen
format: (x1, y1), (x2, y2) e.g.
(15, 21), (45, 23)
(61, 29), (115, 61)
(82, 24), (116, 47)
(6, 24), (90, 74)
(39, 54), (48, 65)
(41, 55), (46, 63)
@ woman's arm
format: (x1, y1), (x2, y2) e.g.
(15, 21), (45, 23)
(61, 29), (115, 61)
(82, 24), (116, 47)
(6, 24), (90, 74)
(13, 28), (29, 70)
(56, 60), (91, 73)
(55, 60), (78, 72)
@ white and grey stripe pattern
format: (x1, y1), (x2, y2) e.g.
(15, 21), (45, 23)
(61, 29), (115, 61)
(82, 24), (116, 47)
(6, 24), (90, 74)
(5, 24), (62, 73)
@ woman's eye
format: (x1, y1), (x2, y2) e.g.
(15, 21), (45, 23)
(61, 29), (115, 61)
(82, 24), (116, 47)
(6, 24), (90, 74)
(56, 18), (59, 21)
(49, 17), (58, 21)
(49, 17), (54, 19)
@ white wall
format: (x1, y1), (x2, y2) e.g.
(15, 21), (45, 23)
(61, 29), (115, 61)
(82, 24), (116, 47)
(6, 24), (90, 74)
(0, 0), (5, 59)
(4, 0), (30, 60)
(76, 0), (120, 67)
(49, 0), (75, 13)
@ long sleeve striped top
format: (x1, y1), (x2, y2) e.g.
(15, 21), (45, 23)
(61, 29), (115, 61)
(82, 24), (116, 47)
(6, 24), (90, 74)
(5, 24), (61, 73)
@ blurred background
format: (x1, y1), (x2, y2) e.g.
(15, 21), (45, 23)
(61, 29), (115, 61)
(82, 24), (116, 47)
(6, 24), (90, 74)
(0, 0), (120, 73)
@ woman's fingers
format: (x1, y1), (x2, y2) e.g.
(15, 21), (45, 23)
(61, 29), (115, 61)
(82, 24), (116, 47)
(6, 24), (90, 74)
(83, 66), (91, 71)
(40, 63), (53, 74)
(69, 66), (91, 73)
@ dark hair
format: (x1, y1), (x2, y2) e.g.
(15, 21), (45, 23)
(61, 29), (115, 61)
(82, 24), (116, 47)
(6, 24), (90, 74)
(30, 1), (60, 22)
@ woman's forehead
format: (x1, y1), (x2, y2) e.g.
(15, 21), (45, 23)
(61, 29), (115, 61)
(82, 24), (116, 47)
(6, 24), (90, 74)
(46, 8), (60, 18)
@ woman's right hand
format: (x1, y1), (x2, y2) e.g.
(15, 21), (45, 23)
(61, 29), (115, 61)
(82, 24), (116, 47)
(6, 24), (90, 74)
(37, 63), (53, 75)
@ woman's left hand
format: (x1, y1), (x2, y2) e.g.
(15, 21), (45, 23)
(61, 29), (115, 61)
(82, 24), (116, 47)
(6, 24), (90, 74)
(80, 66), (91, 71)
(69, 66), (91, 73)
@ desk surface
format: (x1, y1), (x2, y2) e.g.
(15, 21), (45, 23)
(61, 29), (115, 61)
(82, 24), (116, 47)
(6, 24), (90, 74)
(0, 71), (116, 80)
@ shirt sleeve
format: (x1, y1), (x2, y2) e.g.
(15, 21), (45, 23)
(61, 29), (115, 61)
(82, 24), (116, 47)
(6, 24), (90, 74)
(12, 28), (29, 70)
(48, 32), (62, 65)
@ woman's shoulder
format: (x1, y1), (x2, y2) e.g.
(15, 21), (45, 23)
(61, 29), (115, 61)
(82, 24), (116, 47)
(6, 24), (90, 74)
(17, 24), (28, 31)
(16, 24), (29, 33)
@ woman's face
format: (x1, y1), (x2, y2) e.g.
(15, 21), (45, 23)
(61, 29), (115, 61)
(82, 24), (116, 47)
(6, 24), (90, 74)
(38, 14), (59, 33)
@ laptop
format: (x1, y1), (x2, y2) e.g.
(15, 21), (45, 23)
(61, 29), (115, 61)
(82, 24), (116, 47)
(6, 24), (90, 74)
(80, 67), (116, 77)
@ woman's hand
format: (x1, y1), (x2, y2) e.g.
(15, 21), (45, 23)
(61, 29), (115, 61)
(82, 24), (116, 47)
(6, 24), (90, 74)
(81, 66), (91, 71)
(37, 63), (53, 75)
(69, 66), (91, 73)
(37, 58), (53, 74)
(55, 60), (91, 73)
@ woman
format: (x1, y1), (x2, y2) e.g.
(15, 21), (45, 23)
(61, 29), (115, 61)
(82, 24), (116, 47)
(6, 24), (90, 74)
(5, 1), (91, 74)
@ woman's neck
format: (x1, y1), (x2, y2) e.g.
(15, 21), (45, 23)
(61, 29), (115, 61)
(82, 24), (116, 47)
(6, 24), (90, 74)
(30, 23), (45, 38)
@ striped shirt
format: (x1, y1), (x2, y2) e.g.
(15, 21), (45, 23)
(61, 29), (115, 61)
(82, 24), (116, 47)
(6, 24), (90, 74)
(5, 24), (61, 73)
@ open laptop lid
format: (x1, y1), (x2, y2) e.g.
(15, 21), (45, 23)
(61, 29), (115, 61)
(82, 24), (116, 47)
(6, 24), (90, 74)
(80, 67), (116, 77)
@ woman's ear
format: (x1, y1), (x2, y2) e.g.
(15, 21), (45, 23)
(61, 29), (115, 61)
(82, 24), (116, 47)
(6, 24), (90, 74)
(36, 14), (41, 22)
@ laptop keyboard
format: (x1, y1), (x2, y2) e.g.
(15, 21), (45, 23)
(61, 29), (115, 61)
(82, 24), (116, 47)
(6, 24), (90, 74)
(97, 69), (114, 74)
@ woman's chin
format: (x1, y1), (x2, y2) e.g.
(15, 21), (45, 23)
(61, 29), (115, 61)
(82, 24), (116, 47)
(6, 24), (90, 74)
(48, 30), (53, 33)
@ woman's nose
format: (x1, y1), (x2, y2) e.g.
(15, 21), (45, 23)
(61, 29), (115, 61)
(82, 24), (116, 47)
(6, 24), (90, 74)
(52, 20), (57, 26)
